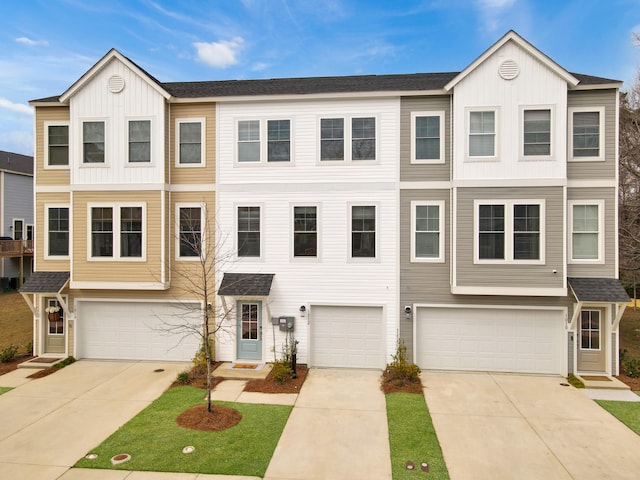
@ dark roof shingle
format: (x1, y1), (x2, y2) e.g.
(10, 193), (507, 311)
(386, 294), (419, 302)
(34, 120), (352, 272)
(20, 271), (70, 293)
(0, 150), (33, 175)
(568, 277), (630, 303)
(218, 273), (275, 297)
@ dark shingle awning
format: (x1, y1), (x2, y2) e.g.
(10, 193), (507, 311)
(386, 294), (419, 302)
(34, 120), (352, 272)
(19, 271), (70, 294)
(218, 273), (275, 297)
(568, 277), (630, 303)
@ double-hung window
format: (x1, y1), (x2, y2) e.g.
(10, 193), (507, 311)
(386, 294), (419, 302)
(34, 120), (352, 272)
(320, 118), (345, 161)
(83, 121), (105, 163)
(120, 207), (143, 257)
(91, 207), (113, 257)
(319, 116), (376, 162)
(267, 120), (290, 162)
(177, 119), (204, 166)
(238, 120), (260, 162)
(478, 204), (505, 260)
(90, 205), (144, 260)
(47, 206), (69, 257)
(237, 119), (291, 163)
(570, 201), (603, 262)
(412, 112), (444, 163)
(468, 110), (496, 158)
(351, 205), (376, 258)
(412, 201), (444, 262)
(237, 206), (260, 257)
(128, 120), (151, 163)
(46, 123), (69, 167)
(352, 117), (376, 160)
(523, 109), (551, 157)
(513, 204), (540, 260)
(177, 206), (202, 259)
(570, 108), (604, 160)
(293, 206), (317, 257)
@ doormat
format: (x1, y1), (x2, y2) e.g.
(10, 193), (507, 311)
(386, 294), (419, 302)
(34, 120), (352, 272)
(33, 357), (62, 363)
(232, 364), (258, 369)
(581, 375), (612, 381)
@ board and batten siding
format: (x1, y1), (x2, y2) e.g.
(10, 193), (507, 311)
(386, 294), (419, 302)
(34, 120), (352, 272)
(455, 186), (565, 289)
(400, 96), (451, 181)
(69, 58), (166, 186)
(35, 106), (70, 186)
(567, 89), (617, 180)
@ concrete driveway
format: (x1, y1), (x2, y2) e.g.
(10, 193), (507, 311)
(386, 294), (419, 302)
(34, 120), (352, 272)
(0, 360), (188, 480)
(422, 371), (640, 480)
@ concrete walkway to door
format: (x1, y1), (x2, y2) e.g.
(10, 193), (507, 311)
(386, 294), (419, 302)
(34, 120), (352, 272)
(422, 371), (640, 480)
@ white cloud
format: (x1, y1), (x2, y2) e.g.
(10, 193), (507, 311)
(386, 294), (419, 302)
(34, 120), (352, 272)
(0, 131), (33, 156)
(0, 98), (32, 116)
(15, 36), (48, 47)
(194, 37), (244, 68)
(252, 62), (269, 72)
(474, 0), (516, 32)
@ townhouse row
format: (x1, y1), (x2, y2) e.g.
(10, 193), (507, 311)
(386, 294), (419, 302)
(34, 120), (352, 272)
(22, 31), (629, 377)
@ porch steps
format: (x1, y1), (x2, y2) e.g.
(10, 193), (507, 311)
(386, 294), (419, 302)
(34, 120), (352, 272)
(17, 357), (64, 369)
(213, 362), (272, 380)
(575, 375), (630, 390)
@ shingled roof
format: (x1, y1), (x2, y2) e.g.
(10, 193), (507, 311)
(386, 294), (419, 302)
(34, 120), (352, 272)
(0, 150), (33, 175)
(568, 277), (630, 303)
(218, 273), (275, 297)
(20, 271), (70, 294)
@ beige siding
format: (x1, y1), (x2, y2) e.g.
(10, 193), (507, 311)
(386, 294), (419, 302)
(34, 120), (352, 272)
(400, 96), (451, 181)
(567, 89), (617, 180)
(35, 192), (71, 271)
(169, 103), (216, 184)
(34, 106), (70, 186)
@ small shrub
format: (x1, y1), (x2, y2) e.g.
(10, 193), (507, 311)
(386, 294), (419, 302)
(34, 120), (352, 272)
(567, 374), (585, 388)
(25, 341), (33, 355)
(176, 370), (191, 385)
(623, 356), (640, 378)
(0, 344), (18, 363)
(271, 359), (293, 384)
(386, 339), (421, 382)
(193, 338), (215, 369)
(53, 356), (76, 369)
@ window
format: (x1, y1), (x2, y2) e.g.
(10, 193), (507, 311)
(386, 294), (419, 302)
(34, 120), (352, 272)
(412, 112), (444, 163)
(120, 207), (142, 257)
(352, 117), (375, 160)
(580, 310), (600, 350)
(412, 202), (444, 262)
(475, 200), (544, 263)
(570, 202), (603, 262)
(89, 205), (145, 260)
(293, 206), (317, 257)
(128, 120), (151, 163)
(320, 118), (344, 161)
(238, 206), (260, 257)
(91, 207), (113, 257)
(238, 120), (260, 163)
(47, 207), (69, 257)
(46, 298), (64, 335)
(571, 109), (602, 159)
(523, 109), (551, 157)
(83, 121), (105, 163)
(469, 110), (496, 157)
(178, 206), (202, 258)
(267, 120), (290, 162)
(177, 119), (204, 165)
(351, 206), (375, 258)
(47, 124), (69, 166)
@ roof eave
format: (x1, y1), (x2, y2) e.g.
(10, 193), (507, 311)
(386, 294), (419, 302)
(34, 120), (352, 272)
(571, 81), (623, 91)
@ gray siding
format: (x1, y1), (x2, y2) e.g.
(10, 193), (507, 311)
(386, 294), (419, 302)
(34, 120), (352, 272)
(2, 172), (33, 279)
(400, 96), (451, 182)
(567, 89), (617, 180)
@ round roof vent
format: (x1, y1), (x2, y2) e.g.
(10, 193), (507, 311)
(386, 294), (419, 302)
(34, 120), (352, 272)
(108, 74), (125, 93)
(498, 60), (519, 80)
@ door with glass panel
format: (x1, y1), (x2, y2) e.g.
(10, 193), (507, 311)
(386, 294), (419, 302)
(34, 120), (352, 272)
(237, 301), (262, 361)
(577, 309), (605, 372)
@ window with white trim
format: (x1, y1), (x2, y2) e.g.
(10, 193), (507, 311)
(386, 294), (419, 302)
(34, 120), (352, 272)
(128, 120), (151, 163)
(569, 107), (604, 161)
(412, 112), (444, 163)
(320, 118), (344, 161)
(267, 120), (290, 162)
(83, 121), (105, 163)
(293, 206), (317, 257)
(46, 123), (69, 167)
(351, 205), (376, 258)
(177, 206), (203, 259)
(47, 206), (69, 257)
(176, 119), (204, 165)
(89, 205), (145, 260)
(237, 206), (260, 257)
(238, 120), (260, 163)
(468, 110), (496, 158)
(319, 116), (377, 162)
(523, 109), (551, 157)
(237, 119), (291, 163)
(352, 117), (375, 160)
(412, 201), (444, 262)
(475, 200), (545, 263)
(569, 201), (603, 262)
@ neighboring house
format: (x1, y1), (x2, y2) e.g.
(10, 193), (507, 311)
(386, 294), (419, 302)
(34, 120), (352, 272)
(0, 150), (34, 288)
(23, 30), (628, 378)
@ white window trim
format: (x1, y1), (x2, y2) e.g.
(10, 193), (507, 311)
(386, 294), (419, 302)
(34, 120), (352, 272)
(44, 121), (70, 170)
(80, 118), (108, 167)
(568, 106), (605, 162)
(44, 204), (70, 260)
(126, 117), (153, 166)
(411, 111), (445, 164)
(175, 202), (206, 261)
(317, 115), (379, 164)
(291, 203), (321, 261)
(473, 199), (546, 265)
(579, 309), (602, 351)
(348, 203), (378, 262)
(235, 203), (264, 260)
(235, 118), (294, 165)
(568, 200), (605, 264)
(175, 118), (206, 167)
(87, 202), (147, 261)
(519, 105), (554, 161)
(411, 200), (445, 263)
(466, 107), (499, 161)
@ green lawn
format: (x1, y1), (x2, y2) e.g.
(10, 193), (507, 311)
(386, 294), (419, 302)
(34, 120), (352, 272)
(0, 387), (12, 395)
(75, 386), (292, 476)
(386, 393), (449, 480)
(597, 399), (640, 436)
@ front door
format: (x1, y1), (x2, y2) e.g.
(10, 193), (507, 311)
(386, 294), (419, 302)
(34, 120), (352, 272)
(237, 301), (262, 361)
(44, 297), (65, 355)
(577, 309), (606, 372)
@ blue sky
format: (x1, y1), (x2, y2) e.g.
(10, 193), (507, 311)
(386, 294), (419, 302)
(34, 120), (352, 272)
(1, 0), (639, 155)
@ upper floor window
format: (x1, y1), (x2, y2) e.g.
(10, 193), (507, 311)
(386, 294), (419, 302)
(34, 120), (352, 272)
(352, 117), (376, 160)
(120, 207), (143, 257)
(319, 116), (376, 162)
(177, 206), (202, 259)
(177, 119), (204, 166)
(128, 120), (151, 163)
(267, 120), (290, 162)
(478, 204), (504, 260)
(91, 207), (113, 257)
(412, 112), (444, 163)
(570, 108), (604, 161)
(412, 201), (444, 262)
(293, 206), (317, 257)
(523, 109), (551, 157)
(83, 121), (105, 163)
(90, 205), (145, 260)
(237, 206), (261, 257)
(46, 124), (69, 167)
(320, 118), (344, 161)
(513, 204), (540, 260)
(47, 206), (69, 257)
(237, 119), (291, 163)
(351, 205), (376, 258)
(468, 110), (496, 158)
(238, 120), (260, 163)
(569, 201), (603, 263)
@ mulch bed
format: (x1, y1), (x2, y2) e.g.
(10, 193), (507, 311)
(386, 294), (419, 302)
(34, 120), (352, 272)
(176, 404), (242, 431)
(616, 372), (640, 391)
(27, 367), (58, 379)
(0, 355), (34, 376)
(244, 364), (309, 393)
(380, 368), (424, 394)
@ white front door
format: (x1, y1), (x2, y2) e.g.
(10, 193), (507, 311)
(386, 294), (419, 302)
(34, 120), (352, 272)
(577, 309), (606, 372)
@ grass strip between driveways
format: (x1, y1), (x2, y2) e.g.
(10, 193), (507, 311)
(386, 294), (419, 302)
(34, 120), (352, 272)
(74, 386), (292, 476)
(596, 399), (640, 436)
(0, 387), (12, 395)
(386, 392), (450, 480)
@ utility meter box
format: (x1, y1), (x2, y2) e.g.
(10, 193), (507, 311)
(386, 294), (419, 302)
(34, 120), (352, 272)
(278, 316), (295, 332)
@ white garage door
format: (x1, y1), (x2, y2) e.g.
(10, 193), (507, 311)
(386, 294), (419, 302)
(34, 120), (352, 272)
(76, 301), (201, 361)
(416, 307), (565, 374)
(310, 306), (384, 369)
